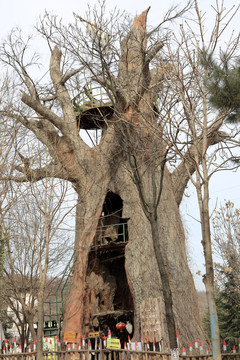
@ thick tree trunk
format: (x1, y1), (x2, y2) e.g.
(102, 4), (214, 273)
(63, 180), (110, 339)
(115, 165), (205, 345)
(63, 159), (206, 346)
(150, 215), (177, 349)
(205, 279), (221, 360)
(25, 313), (36, 343)
(37, 291), (44, 359)
(201, 193), (221, 360)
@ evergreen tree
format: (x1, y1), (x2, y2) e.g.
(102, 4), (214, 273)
(203, 202), (240, 350)
(215, 273), (240, 348)
(203, 280), (240, 351)
(201, 51), (240, 123)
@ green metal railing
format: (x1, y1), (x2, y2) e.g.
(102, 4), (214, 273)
(98, 222), (128, 245)
(72, 82), (161, 118)
(73, 83), (111, 113)
(56, 252), (76, 328)
(43, 301), (62, 336)
(43, 252), (76, 336)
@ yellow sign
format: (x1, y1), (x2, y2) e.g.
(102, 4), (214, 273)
(63, 331), (76, 343)
(43, 337), (56, 360)
(88, 331), (102, 338)
(107, 338), (121, 349)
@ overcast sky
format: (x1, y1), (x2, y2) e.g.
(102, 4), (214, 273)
(0, 0), (239, 291)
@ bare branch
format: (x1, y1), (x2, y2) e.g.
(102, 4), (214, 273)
(146, 40), (164, 63)
(21, 91), (64, 132)
(49, 46), (80, 137)
(2, 161), (68, 183)
(61, 66), (85, 84)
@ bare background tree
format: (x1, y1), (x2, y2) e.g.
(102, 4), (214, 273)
(0, 75), (22, 340)
(213, 201), (240, 293)
(155, 1), (240, 359)
(202, 201), (240, 350)
(1, 174), (75, 355)
(1, 175), (74, 349)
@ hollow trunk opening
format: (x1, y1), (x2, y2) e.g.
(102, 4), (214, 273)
(85, 191), (134, 342)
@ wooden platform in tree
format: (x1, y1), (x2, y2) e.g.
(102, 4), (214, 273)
(92, 310), (134, 321)
(90, 241), (127, 262)
(73, 84), (114, 129)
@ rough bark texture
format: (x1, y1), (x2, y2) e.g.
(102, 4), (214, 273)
(12, 7), (214, 348)
(63, 161), (205, 346)
(54, 8), (206, 346)
(111, 164), (204, 344)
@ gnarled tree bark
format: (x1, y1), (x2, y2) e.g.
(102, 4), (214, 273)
(3, 5), (228, 350)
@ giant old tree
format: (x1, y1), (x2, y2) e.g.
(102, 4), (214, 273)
(0, 2), (228, 349)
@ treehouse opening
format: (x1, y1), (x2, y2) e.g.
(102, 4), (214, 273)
(93, 191), (129, 247)
(87, 192), (134, 339)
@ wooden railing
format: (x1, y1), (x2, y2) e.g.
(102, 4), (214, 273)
(0, 349), (240, 360)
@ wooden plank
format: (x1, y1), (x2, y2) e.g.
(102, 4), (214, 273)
(140, 297), (164, 342)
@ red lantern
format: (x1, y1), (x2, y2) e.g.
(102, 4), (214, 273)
(116, 322), (126, 332)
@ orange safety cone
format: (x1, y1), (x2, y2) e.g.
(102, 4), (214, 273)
(158, 340), (162, 352)
(223, 339), (227, 352)
(33, 341), (36, 351)
(103, 335), (106, 348)
(108, 329), (111, 339)
(146, 339), (149, 351)
(233, 345), (236, 354)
